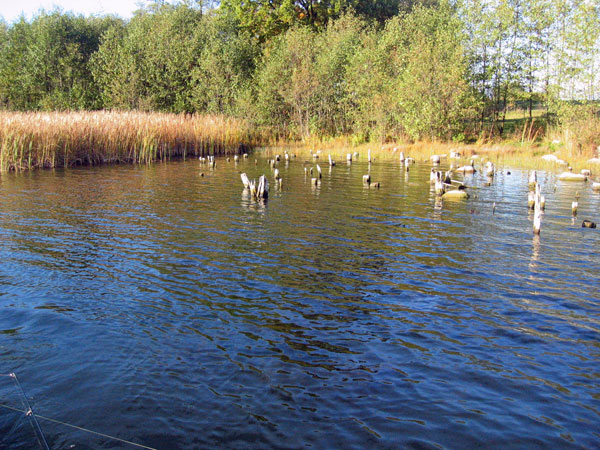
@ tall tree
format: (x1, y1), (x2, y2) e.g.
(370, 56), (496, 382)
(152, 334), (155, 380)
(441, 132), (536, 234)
(219, 0), (411, 42)
(92, 3), (204, 111)
(189, 15), (259, 115)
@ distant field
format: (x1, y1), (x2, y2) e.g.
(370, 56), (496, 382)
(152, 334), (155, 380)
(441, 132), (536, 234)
(504, 108), (546, 120)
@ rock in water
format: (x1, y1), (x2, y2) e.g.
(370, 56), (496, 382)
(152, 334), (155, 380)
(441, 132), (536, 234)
(559, 172), (587, 181)
(442, 190), (469, 200)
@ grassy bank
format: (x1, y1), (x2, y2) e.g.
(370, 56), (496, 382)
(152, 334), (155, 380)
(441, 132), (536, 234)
(264, 137), (599, 174)
(0, 111), (264, 171)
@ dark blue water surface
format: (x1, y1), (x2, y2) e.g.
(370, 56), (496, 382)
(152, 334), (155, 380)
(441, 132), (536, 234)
(0, 153), (599, 449)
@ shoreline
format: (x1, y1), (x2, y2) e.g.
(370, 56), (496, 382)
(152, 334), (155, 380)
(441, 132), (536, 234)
(0, 110), (598, 176)
(260, 141), (600, 176)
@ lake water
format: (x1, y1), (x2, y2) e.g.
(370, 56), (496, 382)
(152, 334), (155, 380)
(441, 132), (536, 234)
(0, 153), (599, 449)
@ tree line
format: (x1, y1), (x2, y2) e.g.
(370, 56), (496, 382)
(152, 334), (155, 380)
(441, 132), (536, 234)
(0, 0), (598, 142)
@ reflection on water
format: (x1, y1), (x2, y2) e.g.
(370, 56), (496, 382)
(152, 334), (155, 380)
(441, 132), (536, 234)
(0, 156), (599, 449)
(530, 234), (541, 269)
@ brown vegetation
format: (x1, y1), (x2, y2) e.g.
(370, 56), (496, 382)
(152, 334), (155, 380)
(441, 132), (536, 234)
(0, 111), (264, 171)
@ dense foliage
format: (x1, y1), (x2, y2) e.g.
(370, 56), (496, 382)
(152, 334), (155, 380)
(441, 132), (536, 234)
(0, 0), (598, 143)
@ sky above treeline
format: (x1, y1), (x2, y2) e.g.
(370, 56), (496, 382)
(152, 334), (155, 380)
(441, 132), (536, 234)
(0, 0), (140, 23)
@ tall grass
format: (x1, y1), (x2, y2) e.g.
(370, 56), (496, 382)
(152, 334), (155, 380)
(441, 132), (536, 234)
(269, 138), (598, 173)
(0, 111), (265, 171)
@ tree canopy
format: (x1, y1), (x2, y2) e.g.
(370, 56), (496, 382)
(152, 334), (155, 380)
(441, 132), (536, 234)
(0, 0), (598, 143)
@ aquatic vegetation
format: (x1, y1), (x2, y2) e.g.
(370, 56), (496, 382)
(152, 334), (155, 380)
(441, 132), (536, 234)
(0, 111), (264, 171)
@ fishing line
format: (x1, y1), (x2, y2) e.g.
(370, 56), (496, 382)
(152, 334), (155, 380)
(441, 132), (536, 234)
(9, 372), (49, 450)
(1, 374), (156, 450)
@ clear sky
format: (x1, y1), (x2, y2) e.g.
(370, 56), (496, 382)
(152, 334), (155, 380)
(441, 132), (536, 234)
(0, 0), (142, 23)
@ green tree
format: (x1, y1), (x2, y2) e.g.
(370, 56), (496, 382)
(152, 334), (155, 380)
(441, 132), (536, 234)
(0, 11), (119, 110)
(92, 3), (204, 111)
(312, 13), (367, 135)
(219, 0), (415, 42)
(189, 15), (259, 115)
(253, 26), (319, 137)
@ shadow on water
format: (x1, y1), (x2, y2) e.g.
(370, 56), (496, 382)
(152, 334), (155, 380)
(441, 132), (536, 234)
(0, 156), (599, 448)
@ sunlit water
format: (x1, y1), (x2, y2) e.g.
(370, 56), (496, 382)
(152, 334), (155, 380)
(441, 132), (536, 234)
(0, 154), (599, 449)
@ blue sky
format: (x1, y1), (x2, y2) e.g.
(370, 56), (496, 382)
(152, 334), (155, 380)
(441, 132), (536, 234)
(0, 0), (141, 23)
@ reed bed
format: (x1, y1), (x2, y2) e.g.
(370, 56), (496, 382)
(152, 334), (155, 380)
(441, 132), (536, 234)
(0, 111), (264, 171)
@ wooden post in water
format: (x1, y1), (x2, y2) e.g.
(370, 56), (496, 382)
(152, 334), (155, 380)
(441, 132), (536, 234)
(528, 191), (535, 209)
(533, 182), (542, 235)
(528, 170), (537, 190)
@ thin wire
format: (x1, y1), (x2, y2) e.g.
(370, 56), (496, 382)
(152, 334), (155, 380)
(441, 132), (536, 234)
(1, 373), (157, 450)
(0, 403), (157, 450)
(10, 373), (50, 450)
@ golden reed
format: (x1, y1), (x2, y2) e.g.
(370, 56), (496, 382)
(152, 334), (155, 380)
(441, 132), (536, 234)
(0, 111), (264, 170)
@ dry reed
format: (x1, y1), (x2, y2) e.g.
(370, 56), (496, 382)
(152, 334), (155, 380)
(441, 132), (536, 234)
(0, 111), (264, 171)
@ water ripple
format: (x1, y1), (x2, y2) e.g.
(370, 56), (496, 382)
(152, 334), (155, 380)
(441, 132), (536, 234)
(0, 159), (599, 448)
